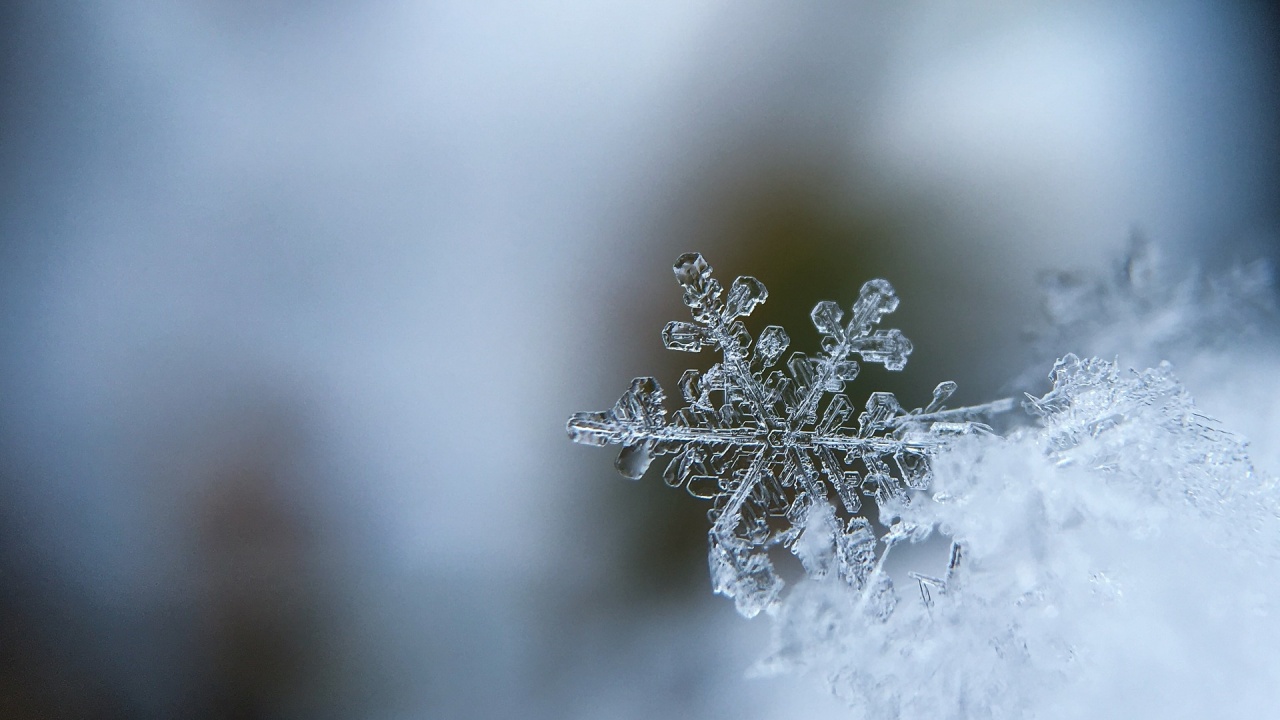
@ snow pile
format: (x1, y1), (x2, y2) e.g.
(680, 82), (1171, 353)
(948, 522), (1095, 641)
(763, 354), (1280, 718)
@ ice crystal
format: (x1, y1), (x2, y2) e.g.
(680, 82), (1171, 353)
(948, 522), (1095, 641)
(760, 355), (1279, 719)
(568, 247), (1280, 718)
(567, 253), (1012, 617)
(1025, 236), (1280, 472)
(1025, 354), (1277, 555)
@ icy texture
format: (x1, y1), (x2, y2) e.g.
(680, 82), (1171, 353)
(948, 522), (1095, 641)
(1026, 354), (1275, 544)
(569, 248), (1280, 717)
(1027, 238), (1280, 479)
(1029, 235), (1276, 373)
(568, 253), (1012, 617)
(759, 356), (1280, 719)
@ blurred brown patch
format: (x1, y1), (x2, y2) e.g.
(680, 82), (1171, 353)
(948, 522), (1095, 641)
(184, 399), (344, 720)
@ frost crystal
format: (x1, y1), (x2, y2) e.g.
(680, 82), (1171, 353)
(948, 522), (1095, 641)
(567, 253), (1012, 617)
(1025, 354), (1276, 554)
(762, 354), (1278, 718)
(569, 247), (1280, 718)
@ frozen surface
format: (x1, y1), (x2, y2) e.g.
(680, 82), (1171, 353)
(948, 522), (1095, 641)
(569, 251), (1280, 718)
(764, 355), (1279, 718)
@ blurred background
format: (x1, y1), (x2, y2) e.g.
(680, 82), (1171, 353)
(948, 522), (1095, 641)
(2, 1), (1278, 718)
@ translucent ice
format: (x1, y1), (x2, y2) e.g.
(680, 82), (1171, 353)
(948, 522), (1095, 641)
(567, 253), (1011, 617)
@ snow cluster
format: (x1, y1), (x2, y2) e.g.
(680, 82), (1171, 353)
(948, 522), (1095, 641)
(764, 354), (1278, 718)
(569, 249), (1280, 718)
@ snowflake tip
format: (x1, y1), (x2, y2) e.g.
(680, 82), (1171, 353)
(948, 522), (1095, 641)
(725, 275), (769, 319)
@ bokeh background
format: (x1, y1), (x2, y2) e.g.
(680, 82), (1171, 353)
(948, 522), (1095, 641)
(2, 2), (1278, 718)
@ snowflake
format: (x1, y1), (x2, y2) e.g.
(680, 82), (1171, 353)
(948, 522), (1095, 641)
(567, 253), (1012, 617)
